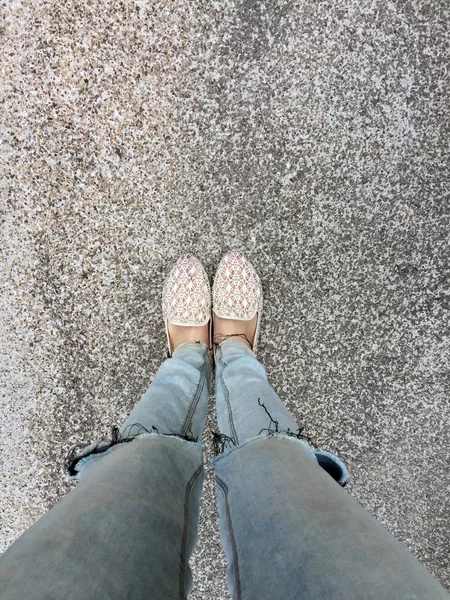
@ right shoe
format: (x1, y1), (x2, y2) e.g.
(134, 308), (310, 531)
(162, 255), (211, 356)
(212, 251), (263, 354)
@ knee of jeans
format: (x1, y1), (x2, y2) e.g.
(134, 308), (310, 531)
(65, 424), (202, 480)
(211, 433), (348, 487)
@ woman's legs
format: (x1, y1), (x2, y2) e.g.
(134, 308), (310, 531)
(213, 339), (448, 600)
(0, 342), (212, 600)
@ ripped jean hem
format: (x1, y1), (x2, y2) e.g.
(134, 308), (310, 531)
(66, 432), (203, 481)
(211, 433), (348, 486)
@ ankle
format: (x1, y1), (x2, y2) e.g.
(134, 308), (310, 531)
(213, 333), (253, 350)
(213, 314), (258, 351)
(168, 323), (210, 353)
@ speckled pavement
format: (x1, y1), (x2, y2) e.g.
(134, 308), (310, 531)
(1, 0), (449, 595)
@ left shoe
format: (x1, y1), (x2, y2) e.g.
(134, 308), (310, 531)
(162, 255), (211, 356)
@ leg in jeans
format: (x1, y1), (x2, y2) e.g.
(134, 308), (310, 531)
(213, 339), (448, 600)
(0, 342), (212, 600)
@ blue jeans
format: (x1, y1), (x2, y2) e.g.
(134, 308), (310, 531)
(0, 340), (447, 599)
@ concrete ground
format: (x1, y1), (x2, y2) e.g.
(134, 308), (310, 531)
(1, 0), (449, 595)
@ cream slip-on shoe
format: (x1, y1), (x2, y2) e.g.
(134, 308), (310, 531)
(212, 251), (263, 354)
(162, 255), (211, 356)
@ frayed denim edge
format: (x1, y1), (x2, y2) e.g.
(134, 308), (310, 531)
(67, 432), (203, 481)
(211, 433), (317, 466)
(211, 433), (348, 487)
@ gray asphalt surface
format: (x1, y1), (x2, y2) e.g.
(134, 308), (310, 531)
(1, 0), (449, 595)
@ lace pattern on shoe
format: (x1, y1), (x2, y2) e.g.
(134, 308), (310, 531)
(162, 255), (211, 326)
(212, 251), (262, 320)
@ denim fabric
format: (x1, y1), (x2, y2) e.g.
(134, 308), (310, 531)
(119, 341), (212, 441)
(214, 339), (348, 484)
(0, 342), (211, 600)
(213, 436), (448, 600)
(213, 340), (448, 599)
(0, 340), (448, 600)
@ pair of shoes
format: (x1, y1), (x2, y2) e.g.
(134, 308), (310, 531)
(162, 252), (263, 356)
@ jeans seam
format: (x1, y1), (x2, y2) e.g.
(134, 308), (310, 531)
(179, 463), (203, 600)
(181, 350), (208, 436)
(216, 475), (242, 600)
(218, 348), (239, 444)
